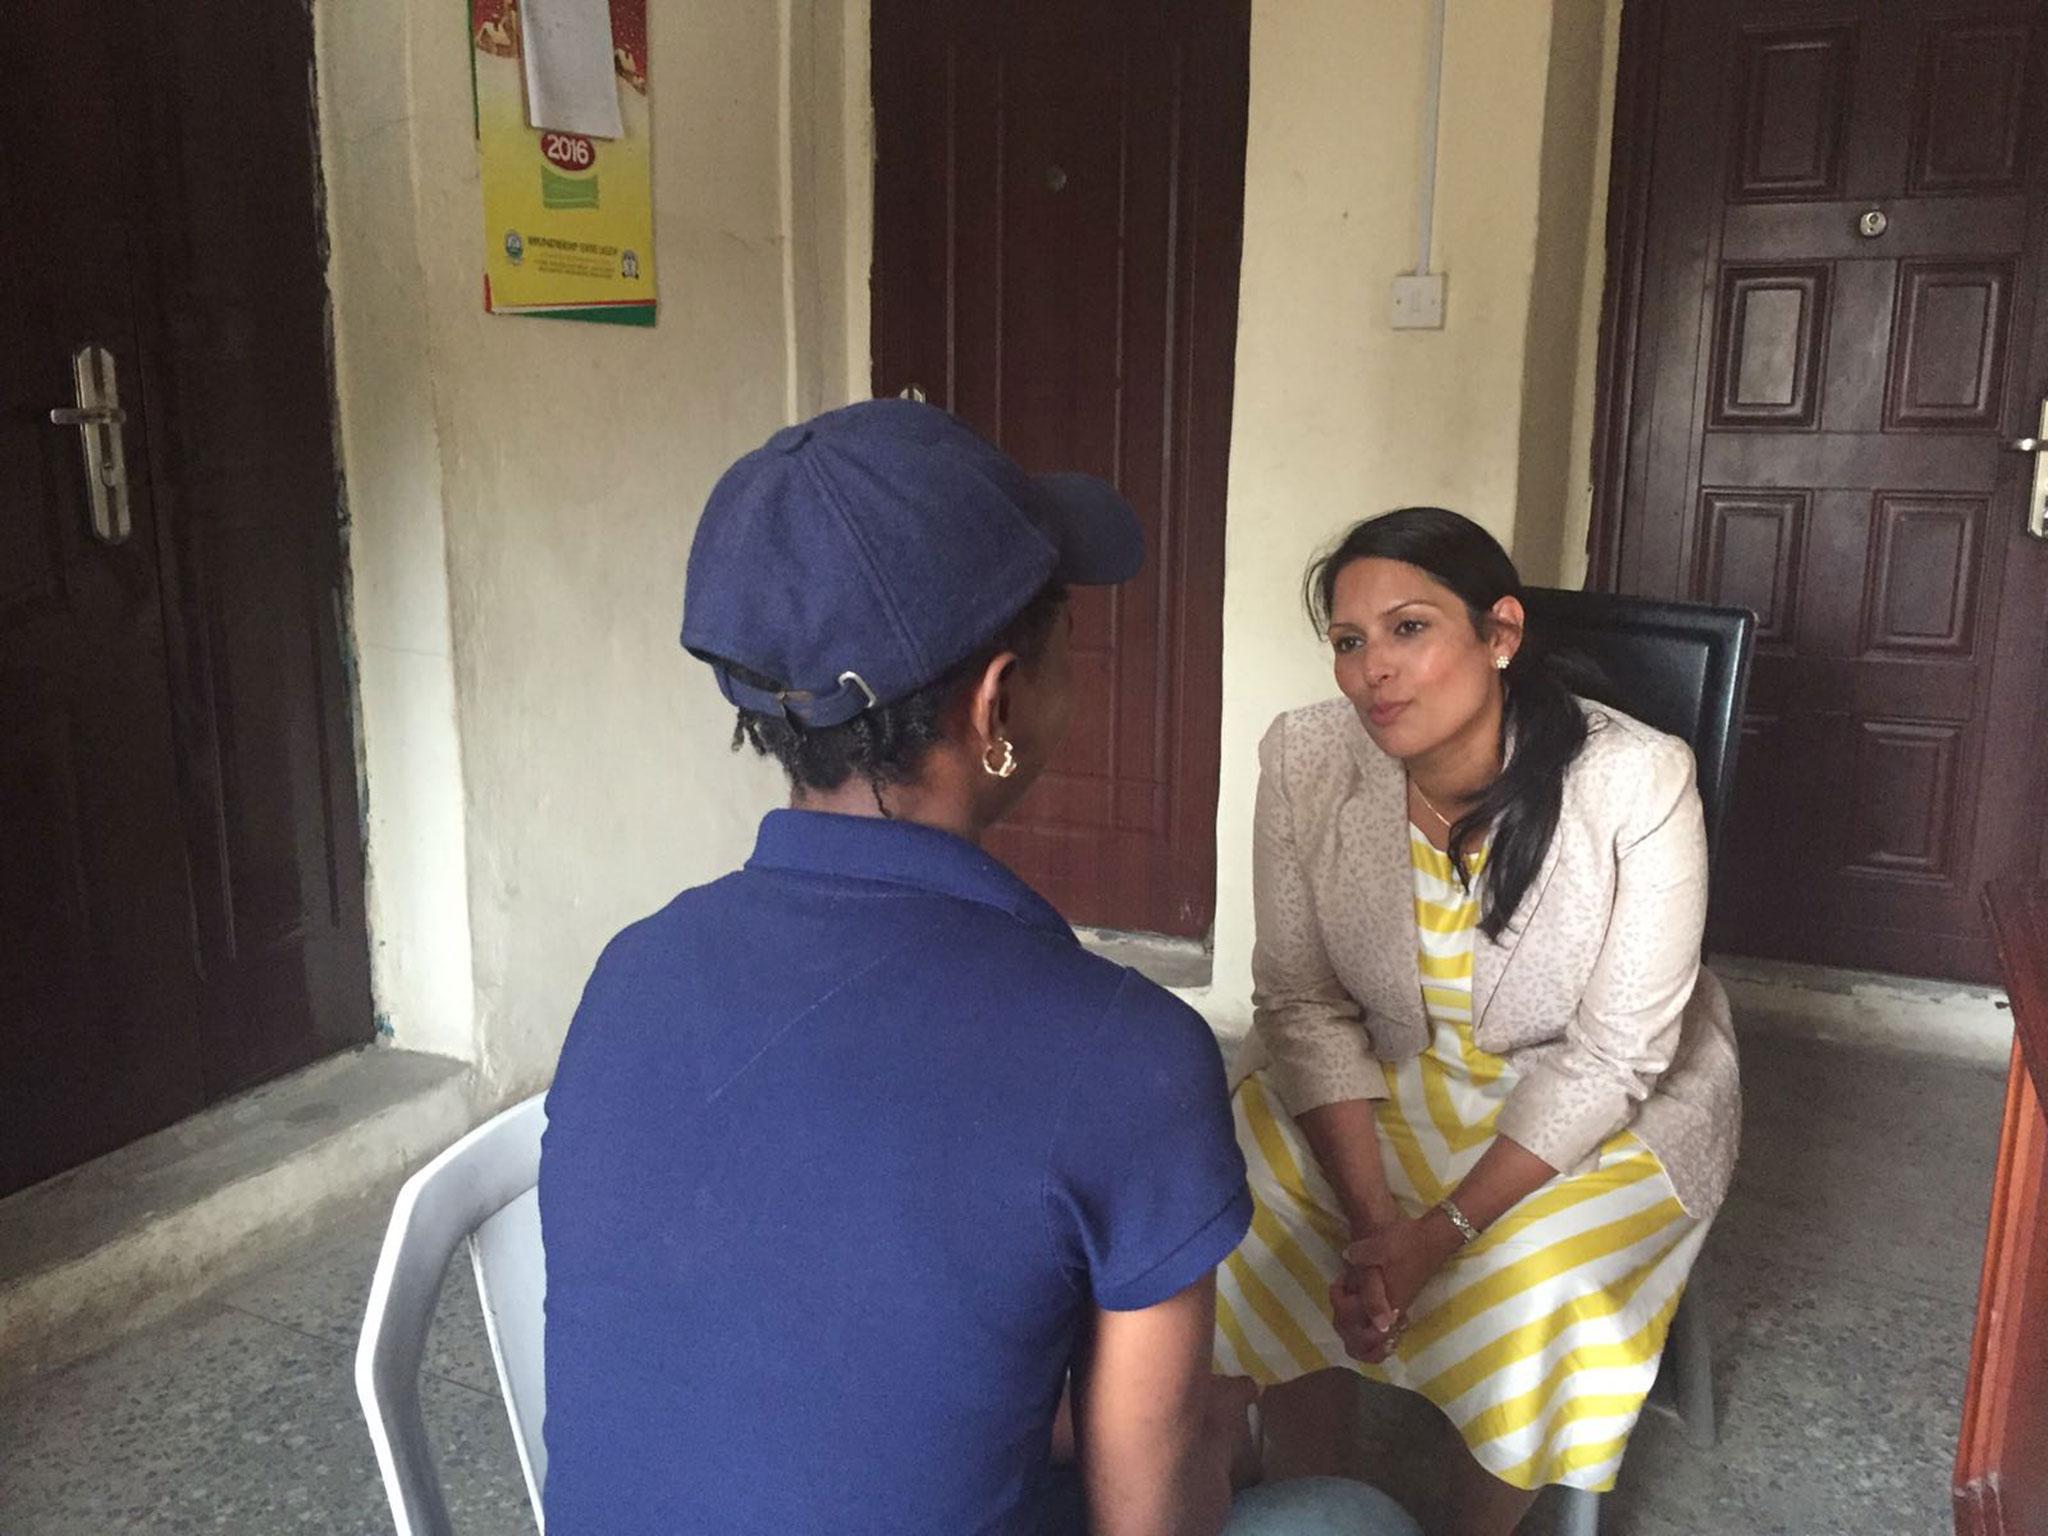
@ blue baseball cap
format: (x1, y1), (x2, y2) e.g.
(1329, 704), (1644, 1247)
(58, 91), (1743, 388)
(682, 399), (1143, 727)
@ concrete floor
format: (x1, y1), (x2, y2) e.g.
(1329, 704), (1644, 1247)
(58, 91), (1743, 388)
(0, 1049), (474, 1384)
(0, 1030), (2007, 1535)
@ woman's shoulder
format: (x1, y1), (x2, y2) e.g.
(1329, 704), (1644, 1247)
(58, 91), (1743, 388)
(1567, 697), (1699, 806)
(1261, 696), (1371, 766)
(1265, 695), (1359, 745)
(1573, 698), (1693, 763)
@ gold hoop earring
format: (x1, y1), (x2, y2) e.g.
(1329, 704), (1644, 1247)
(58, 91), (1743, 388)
(982, 738), (1019, 779)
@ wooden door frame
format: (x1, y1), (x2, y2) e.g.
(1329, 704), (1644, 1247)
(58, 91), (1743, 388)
(1585, 0), (1669, 594)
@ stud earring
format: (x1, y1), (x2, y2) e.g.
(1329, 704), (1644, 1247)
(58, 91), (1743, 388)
(1494, 655), (1510, 671)
(982, 738), (1019, 779)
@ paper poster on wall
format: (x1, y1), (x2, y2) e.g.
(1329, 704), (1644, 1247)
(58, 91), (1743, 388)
(471, 0), (656, 325)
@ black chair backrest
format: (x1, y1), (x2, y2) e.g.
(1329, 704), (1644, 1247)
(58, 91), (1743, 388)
(1519, 587), (1757, 870)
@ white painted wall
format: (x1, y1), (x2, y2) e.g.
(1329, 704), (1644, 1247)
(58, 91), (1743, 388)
(318, 0), (872, 1098)
(1194, 0), (1620, 1027)
(317, 0), (476, 1061)
(1559, 0), (1628, 592)
(1512, 0), (1624, 594)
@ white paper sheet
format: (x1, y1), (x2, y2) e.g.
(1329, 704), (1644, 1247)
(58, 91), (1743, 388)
(522, 0), (624, 140)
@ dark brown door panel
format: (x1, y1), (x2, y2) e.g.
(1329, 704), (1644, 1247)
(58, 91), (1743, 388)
(872, 0), (1249, 938)
(1594, 0), (2048, 982)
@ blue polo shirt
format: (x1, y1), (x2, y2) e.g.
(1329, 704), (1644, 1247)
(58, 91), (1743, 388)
(539, 810), (1250, 1536)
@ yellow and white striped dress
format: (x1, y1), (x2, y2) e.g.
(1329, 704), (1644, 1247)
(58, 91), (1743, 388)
(1215, 829), (1708, 1492)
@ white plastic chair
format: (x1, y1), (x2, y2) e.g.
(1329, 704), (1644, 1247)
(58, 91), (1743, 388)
(357, 1094), (550, 1535)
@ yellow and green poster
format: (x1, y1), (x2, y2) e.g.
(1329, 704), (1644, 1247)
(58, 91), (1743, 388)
(471, 0), (656, 325)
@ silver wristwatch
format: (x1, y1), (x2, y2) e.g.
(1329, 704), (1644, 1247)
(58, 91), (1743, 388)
(1437, 1196), (1482, 1246)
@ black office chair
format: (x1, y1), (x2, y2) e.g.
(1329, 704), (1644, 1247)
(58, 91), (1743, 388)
(1518, 587), (1756, 1536)
(1521, 588), (1756, 867)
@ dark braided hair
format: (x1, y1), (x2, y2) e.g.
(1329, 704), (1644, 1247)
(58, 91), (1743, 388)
(725, 582), (1068, 812)
(1306, 508), (1603, 939)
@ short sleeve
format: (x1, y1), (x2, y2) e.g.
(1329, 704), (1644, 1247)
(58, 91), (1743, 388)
(1043, 973), (1252, 1312)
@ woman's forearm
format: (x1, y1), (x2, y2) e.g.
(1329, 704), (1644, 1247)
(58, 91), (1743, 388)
(1399, 1136), (1564, 1282)
(1444, 1135), (1557, 1230)
(1294, 1099), (1400, 1231)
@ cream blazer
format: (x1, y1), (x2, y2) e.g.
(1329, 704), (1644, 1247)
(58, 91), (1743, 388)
(1231, 696), (1741, 1218)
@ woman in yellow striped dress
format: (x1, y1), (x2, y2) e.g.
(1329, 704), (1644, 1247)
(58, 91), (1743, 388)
(1218, 508), (1740, 1534)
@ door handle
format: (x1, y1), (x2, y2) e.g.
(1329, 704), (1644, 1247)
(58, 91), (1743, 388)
(2006, 398), (2048, 540)
(49, 405), (127, 427)
(47, 344), (132, 545)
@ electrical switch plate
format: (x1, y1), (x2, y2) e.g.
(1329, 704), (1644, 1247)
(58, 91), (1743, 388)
(1391, 272), (1446, 330)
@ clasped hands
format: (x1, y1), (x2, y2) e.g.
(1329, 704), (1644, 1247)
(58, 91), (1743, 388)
(1329, 1209), (1464, 1364)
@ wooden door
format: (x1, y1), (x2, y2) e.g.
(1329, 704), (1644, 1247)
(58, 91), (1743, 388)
(871, 0), (1249, 939)
(1, 0), (210, 1195)
(134, 4), (376, 1095)
(0, 0), (372, 1197)
(1595, 0), (2048, 982)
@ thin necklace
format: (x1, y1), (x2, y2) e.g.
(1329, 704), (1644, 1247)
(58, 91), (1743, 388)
(1410, 779), (1457, 831)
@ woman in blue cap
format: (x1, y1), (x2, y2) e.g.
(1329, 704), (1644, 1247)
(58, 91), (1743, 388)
(540, 401), (1416, 1536)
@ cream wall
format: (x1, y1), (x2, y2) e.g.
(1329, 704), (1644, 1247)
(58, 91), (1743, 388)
(1560, 0), (1627, 592)
(1194, 0), (1620, 1028)
(318, 0), (871, 1098)
(318, 0), (476, 1061)
(1511, 0), (1624, 593)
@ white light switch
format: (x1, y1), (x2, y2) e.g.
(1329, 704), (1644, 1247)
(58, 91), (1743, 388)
(1391, 273), (1446, 330)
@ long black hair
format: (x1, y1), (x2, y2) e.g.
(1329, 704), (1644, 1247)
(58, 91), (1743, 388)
(726, 582), (1069, 811)
(1306, 507), (1598, 939)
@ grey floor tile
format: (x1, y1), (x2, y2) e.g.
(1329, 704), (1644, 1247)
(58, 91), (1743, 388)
(1730, 1033), (2005, 1186)
(1710, 1181), (1991, 1308)
(0, 1297), (527, 1534)
(1598, 1245), (1972, 1536)
(1711, 1032), (2004, 1304)
(421, 1262), (507, 1399)
(221, 1215), (501, 1396)
(1729, 1031), (2005, 1188)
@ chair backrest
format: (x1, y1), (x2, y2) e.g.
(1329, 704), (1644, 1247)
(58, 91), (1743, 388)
(357, 1094), (550, 1535)
(1520, 587), (1757, 868)
(473, 1178), (548, 1507)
